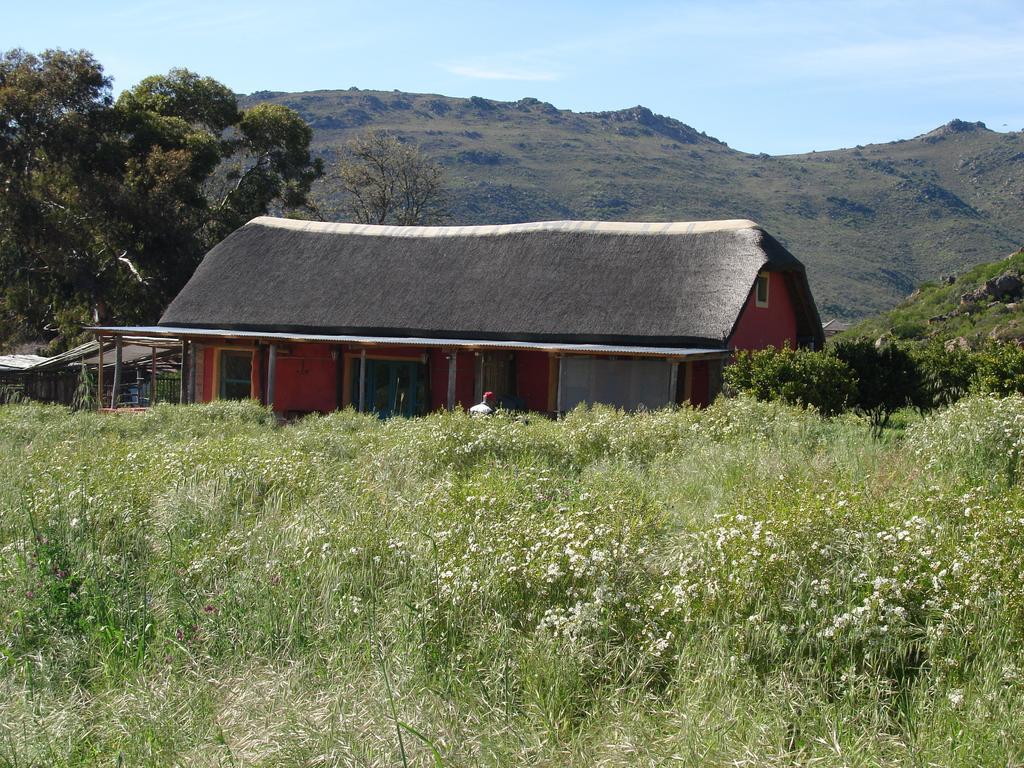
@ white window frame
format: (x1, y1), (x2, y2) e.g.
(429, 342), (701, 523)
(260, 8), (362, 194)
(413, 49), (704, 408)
(755, 272), (770, 308)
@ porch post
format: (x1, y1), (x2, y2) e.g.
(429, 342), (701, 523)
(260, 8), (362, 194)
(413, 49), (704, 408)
(267, 343), (278, 410)
(250, 345), (262, 402)
(187, 345), (197, 404)
(358, 349), (366, 413)
(96, 336), (105, 410)
(179, 341), (189, 404)
(446, 351), (457, 411)
(555, 355), (565, 415)
(473, 352), (483, 404)
(546, 352), (557, 413)
(709, 356), (726, 404)
(150, 347), (158, 406)
(110, 336), (123, 409)
(668, 360), (679, 406)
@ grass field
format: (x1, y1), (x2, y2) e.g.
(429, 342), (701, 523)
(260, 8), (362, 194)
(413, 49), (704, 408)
(1, 397), (1023, 766)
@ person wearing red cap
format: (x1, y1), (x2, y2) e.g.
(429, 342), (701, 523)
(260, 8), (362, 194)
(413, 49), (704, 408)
(469, 391), (497, 416)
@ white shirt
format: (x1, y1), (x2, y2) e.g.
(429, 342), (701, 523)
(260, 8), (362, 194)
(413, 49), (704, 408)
(468, 402), (494, 416)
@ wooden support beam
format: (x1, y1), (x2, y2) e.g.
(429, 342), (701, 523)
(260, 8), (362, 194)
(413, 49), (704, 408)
(187, 344), (197, 404)
(267, 343), (278, 410)
(96, 336), (104, 410)
(179, 341), (189, 404)
(250, 345), (262, 402)
(668, 361), (679, 406)
(709, 357), (725, 404)
(446, 351), (456, 411)
(555, 355), (565, 416)
(358, 349), (366, 413)
(110, 336), (123, 409)
(546, 353), (557, 413)
(334, 346), (345, 411)
(150, 347), (158, 406)
(473, 352), (483, 404)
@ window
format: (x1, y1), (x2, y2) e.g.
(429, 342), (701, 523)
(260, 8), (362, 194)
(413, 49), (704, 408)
(219, 350), (253, 400)
(755, 273), (770, 307)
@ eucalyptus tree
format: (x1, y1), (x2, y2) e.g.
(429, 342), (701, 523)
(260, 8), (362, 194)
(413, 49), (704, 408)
(0, 50), (323, 350)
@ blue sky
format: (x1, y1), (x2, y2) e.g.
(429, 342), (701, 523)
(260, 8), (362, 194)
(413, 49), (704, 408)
(7, 0), (1024, 154)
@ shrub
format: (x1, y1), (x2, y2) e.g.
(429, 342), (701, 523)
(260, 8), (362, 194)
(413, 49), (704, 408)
(971, 341), (1024, 396)
(911, 341), (977, 408)
(892, 319), (927, 339)
(725, 345), (857, 416)
(907, 394), (1024, 486)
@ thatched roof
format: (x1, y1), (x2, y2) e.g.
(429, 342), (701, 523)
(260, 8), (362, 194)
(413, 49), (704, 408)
(160, 217), (823, 348)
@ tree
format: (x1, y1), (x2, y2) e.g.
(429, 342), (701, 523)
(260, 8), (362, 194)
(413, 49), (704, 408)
(0, 49), (130, 345)
(0, 51), (323, 350)
(333, 130), (447, 225)
(830, 338), (924, 435)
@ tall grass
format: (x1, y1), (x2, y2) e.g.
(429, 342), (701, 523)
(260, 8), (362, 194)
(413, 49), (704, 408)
(1, 396), (1023, 766)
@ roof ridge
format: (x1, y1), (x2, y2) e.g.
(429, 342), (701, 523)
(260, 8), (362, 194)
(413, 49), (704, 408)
(248, 216), (761, 238)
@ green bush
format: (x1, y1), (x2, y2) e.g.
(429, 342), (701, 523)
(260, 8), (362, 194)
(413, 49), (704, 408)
(891, 319), (927, 339)
(911, 341), (977, 408)
(725, 345), (857, 416)
(972, 341), (1024, 396)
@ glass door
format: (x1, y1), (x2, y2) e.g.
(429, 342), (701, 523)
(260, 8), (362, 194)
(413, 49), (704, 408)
(219, 350), (253, 400)
(352, 359), (426, 418)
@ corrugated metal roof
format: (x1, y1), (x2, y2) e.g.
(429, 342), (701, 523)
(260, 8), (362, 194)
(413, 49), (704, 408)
(0, 340), (179, 374)
(0, 354), (48, 372)
(92, 325), (728, 359)
(25, 341), (98, 371)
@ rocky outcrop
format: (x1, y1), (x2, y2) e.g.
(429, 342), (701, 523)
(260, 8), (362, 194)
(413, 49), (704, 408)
(920, 119), (990, 143)
(945, 336), (971, 352)
(961, 272), (1023, 305)
(591, 106), (724, 146)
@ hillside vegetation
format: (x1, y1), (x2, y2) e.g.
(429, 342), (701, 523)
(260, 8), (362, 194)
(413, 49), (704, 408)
(246, 89), (1024, 319)
(844, 248), (1024, 346)
(3, 399), (1024, 765)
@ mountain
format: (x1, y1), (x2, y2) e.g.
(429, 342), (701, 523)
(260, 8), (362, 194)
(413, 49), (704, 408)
(842, 248), (1024, 346)
(242, 89), (1024, 320)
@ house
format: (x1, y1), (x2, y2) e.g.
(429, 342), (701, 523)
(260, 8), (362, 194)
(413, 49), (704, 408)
(822, 318), (851, 341)
(93, 217), (823, 416)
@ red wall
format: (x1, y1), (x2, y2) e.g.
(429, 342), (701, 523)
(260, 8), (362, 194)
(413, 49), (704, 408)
(201, 347), (214, 403)
(516, 351), (551, 413)
(272, 343), (337, 414)
(428, 350), (448, 411)
(197, 341), (720, 415)
(427, 349), (475, 410)
(729, 271), (798, 351)
(690, 360), (710, 407)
